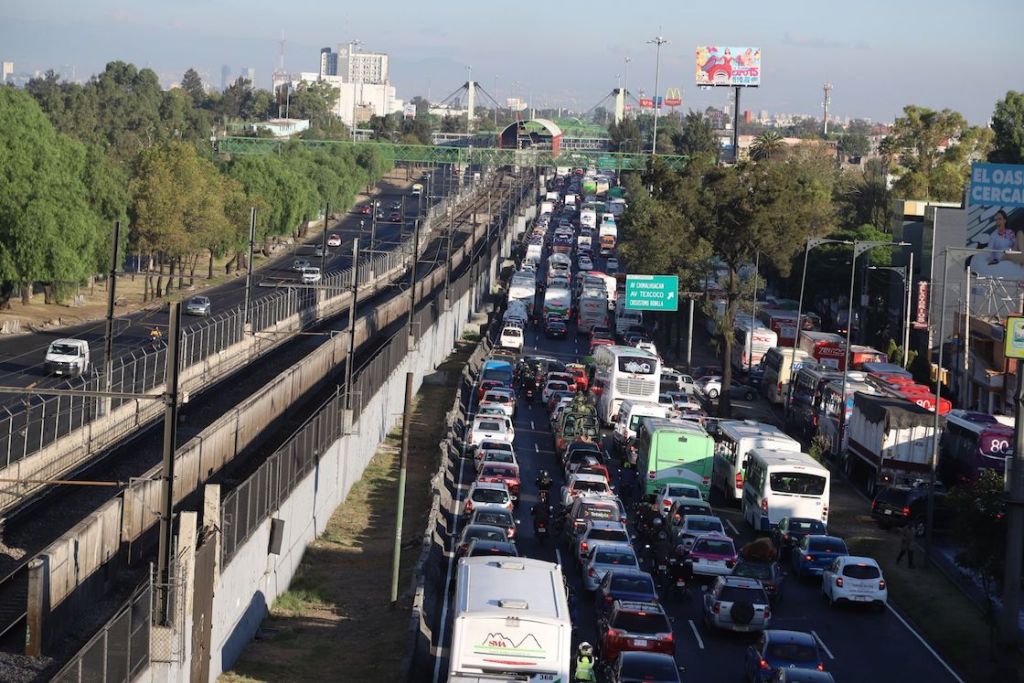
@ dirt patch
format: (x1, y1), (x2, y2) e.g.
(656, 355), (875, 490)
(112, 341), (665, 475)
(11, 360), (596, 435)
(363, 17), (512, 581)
(219, 345), (471, 683)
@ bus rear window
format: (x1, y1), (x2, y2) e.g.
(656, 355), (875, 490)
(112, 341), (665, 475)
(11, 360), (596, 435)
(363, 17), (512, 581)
(618, 357), (656, 374)
(769, 472), (826, 496)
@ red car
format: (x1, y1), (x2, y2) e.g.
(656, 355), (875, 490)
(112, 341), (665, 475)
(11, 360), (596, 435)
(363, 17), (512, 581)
(389, 211), (402, 222)
(357, 204), (372, 215)
(566, 364), (589, 392)
(478, 463), (521, 503)
(590, 337), (614, 354)
(477, 379), (506, 401)
(597, 600), (675, 662)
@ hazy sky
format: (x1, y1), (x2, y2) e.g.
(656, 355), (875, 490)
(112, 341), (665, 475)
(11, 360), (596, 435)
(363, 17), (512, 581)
(2, 0), (1021, 124)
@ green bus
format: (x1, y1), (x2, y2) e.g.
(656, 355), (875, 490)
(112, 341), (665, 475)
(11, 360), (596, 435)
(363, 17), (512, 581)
(635, 418), (715, 498)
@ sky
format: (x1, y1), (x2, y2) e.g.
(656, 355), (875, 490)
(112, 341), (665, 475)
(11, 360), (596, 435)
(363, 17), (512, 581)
(1, 0), (1021, 124)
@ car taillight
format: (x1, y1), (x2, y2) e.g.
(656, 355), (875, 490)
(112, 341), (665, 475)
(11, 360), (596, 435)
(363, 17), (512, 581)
(871, 499), (877, 511)
(588, 568), (596, 577)
(465, 500), (474, 513)
(763, 607), (771, 620)
(662, 500), (672, 509)
(817, 663), (826, 672)
(777, 381), (782, 394)
(604, 594), (613, 603)
(726, 560), (735, 569)
(759, 659), (771, 671)
(879, 579), (887, 590)
(606, 628), (622, 639)
(805, 555), (813, 562)
(901, 506), (910, 517)
(835, 577), (844, 588)
(712, 602), (721, 614)
(702, 476), (710, 486)
(761, 498), (768, 514)
(662, 632), (673, 642)
(581, 541), (589, 554)
(649, 471), (656, 479)
(735, 472), (744, 490)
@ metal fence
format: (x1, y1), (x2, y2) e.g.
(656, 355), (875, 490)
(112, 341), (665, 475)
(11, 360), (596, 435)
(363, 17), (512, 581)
(50, 579), (151, 683)
(0, 181), (485, 479)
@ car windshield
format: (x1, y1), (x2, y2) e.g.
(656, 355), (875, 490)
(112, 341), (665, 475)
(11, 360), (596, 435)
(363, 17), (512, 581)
(676, 505), (708, 517)
(719, 586), (768, 603)
(808, 538), (847, 553)
(476, 421), (503, 432)
(481, 466), (514, 478)
(696, 539), (734, 555)
(482, 368), (512, 382)
(50, 343), (81, 355)
(770, 472), (827, 496)
(687, 519), (722, 532)
(589, 529), (628, 543)
(611, 611), (668, 634)
(473, 512), (510, 527)
(734, 562), (773, 580)
(595, 550), (635, 565)
(483, 452), (513, 464)
(466, 527), (505, 542)
(610, 574), (655, 593)
(574, 481), (608, 493)
(788, 519), (827, 534)
(472, 489), (508, 504)
(843, 563), (881, 579)
(665, 485), (688, 497)
(766, 643), (819, 663)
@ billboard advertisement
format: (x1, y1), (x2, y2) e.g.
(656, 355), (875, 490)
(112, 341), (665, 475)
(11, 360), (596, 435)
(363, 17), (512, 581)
(664, 88), (682, 107)
(965, 162), (1024, 280)
(695, 46), (761, 87)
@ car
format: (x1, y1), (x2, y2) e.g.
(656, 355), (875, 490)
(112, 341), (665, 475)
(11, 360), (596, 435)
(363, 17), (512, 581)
(565, 457), (611, 484)
(673, 514), (727, 553)
(389, 211), (402, 222)
(463, 481), (513, 516)
(698, 376), (757, 401)
(300, 267), (321, 284)
(791, 535), (849, 579)
(314, 244), (326, 257)
(660, 369), (698, 394)
(666, 498), (714, 534)
(563, 441), (606, 468)
(184, 295), (211, 316)
(498, 325), (524, 352)
(544, 318), (568, 339)
(609, 651), (681, 683)
(476, 379), (508, 402)
(578, 255), (594, 271)
(389, 200), (402, 211)
(546, 390), (574, 414)
(703, 575), (772, 633)
(769, 670), (836, 682)
(590, 337), (615, 353)
(745, 630), (827, 683)
(583, 544), (641, 591)
(606, 257), (620, 273)
(732, 558), (786, 604)
(596, 600), (674, 662)
(589, 325), (613, 342)
(357, 204), (372, 215)
(479, 389), (516, 418)
(870, 483), (949, 536)
(475, 448), (518, 473)
(686, 534), (739, 577)
(770, 517), (828, 557)
(594, 571), (659, 617)
(562, 473), (613, 507)
(469, 508), (517, 540)
(292, 257), (311, 271)
(565, 364), (589, 391)
(821, 555), (887, 609)
(546, 371), (577, 392)
(327, 233), (342, 247)
(651, 483), (703, 517)
(477, 462), (521, 503)
(576, 520), (632, 563)
(542, 380), (570, 404)
(455, 524), (509, 557)
(467, 415), (513, 449)
(464, 539), (518, 558)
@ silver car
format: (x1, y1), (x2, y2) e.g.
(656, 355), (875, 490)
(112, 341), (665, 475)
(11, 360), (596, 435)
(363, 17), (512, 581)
(575, 520), (631, 564)
(702, 575), (771, 632)
(184, 296), (211, 316)
(582, 543), (640, 591)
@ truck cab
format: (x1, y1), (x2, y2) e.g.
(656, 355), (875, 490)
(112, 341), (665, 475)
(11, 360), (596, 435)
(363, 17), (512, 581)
(44, 338), (91, 377)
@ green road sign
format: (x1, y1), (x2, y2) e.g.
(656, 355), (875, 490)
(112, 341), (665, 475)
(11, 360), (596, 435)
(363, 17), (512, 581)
(624, 275), (679, 311)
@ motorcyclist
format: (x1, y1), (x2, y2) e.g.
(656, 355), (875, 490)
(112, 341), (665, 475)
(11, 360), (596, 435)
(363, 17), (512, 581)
(536, 470), (553, 494)
(574, 642), (596, 682)
(652, 528), (675, 571)
(531, 503), (551, 534)
(148, 326), (163, 344)
(634, 500), (655, 538)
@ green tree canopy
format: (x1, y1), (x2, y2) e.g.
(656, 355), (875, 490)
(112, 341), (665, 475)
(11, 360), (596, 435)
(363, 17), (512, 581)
(989, 90), (1024, 164)
(672, 110), (718, 161)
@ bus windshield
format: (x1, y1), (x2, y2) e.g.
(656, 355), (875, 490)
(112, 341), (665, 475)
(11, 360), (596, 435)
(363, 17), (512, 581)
(769, 472), (827, 496)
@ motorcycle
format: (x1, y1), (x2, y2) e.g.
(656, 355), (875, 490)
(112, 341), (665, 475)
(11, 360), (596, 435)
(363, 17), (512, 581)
(524, 386), (535, 404)
(665, 557), (692, 600)
(534, 518), (549, 542)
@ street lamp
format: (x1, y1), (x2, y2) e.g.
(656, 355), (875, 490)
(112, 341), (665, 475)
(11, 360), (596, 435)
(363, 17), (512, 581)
(867, 252), (914, 369)
(647, 33), (668, 155)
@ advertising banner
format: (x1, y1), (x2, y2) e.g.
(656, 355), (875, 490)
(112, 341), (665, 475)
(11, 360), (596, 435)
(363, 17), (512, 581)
(639, 98), (654, 109)
(965, 162), (1024, 281)
(913, 280), (929, 329)
(664, 88), (682, 107)
(695, 46), (761, 87)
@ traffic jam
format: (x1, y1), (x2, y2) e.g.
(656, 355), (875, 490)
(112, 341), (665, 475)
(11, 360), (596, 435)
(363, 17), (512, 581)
(439, 168), (963, 683)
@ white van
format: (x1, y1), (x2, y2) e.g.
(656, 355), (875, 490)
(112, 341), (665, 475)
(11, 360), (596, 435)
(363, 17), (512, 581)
(742, 448), (830, 531)
(44, 338), (91, 377)
(300, 267), (321, 284)
(613, 399), (669, 459)
(499, 325), (524, 352)
(449, 558), (572, 683)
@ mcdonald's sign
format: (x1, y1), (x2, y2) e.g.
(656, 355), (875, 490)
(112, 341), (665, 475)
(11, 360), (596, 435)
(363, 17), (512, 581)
(664, 88), (682, 107)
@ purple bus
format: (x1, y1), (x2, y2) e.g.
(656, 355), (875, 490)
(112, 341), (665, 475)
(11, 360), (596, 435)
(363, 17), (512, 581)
(939, 410), (1013, 485)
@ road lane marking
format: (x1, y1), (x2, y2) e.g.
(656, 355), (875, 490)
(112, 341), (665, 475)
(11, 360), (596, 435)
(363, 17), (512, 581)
(687, 619), (705, 649)
(885, 604), (964, 682)
(811, 630), (835, 660)
(555, 548), (563, 567)
(534, 444), (540, 453)
(725, 519), (739, 536)
(531, 420), (536, 430)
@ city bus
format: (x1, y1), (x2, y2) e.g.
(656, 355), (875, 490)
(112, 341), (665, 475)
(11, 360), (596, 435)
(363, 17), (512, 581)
(713, 421), (801, 503)
(761, 346), (810, 405)
(732, 318), (777, 371)
(591, 345), (662, 426)
(635, 417), (715, 498)
(939, 410), (1014, 485)
(813, 377), (877, 458)
(742, 448), (831, 531)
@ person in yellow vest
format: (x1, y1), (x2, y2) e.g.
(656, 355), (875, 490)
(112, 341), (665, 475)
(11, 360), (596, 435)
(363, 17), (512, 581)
(574, 641), (596, 681)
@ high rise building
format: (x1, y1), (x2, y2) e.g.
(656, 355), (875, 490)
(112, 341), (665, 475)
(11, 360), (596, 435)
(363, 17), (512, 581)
(2, 62), (13, 83)
(319, 47), (338, 78)
(220, 65), (231, 91)
(241, 66), (255, 86)
(339, 42), (387, 84)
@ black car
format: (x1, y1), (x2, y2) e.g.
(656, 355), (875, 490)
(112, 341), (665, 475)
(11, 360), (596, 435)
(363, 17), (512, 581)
(595, 571), (659, 617)
(610, 651), (682, 683)
(771, 517), (828, 556)
(871, 483), (949, 535)
(545, 319), (568, 339)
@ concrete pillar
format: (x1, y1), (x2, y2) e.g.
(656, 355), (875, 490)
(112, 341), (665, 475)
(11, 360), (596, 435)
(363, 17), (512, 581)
(25, 555), (49, 657)
(614, 88), (625, 124)
(203, 484), (222, 583)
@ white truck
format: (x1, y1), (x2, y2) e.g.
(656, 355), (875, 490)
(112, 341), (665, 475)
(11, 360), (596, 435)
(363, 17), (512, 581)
(524, 243), (543, 266)
(449, 557), (572, 683)
(580, 207), (597, 229)
(844, 392), (937, 496)
(508, 272), (537, 314)
(44, 338), (91, 377)
(540, 200), (555, 216)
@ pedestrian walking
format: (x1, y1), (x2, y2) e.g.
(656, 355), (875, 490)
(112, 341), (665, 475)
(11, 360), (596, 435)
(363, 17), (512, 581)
(896, 524), (915, 568)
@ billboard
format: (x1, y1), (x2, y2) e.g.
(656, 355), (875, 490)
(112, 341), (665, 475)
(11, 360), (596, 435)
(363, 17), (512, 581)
(695, 46), (761, 87)
(664, 88), (682, 107)
(965, 162), (1024, 280)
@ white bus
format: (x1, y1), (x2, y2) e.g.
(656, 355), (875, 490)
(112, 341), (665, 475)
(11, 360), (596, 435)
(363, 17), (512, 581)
(592, 345), (662, 426)
(732, 318), (777, 371)
(741, 448), (830, 531)
(577, 293), (609, 333)
(449, 557), (572, 683)
(760, 346), (810, 405)
(713, 421), (801, 503)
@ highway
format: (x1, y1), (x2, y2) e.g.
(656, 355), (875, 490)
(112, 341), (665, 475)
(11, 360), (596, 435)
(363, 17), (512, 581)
(434, 233), (964, 682)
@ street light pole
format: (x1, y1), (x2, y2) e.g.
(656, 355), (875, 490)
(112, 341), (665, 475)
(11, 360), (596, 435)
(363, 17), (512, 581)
(647, 34), (668, 155)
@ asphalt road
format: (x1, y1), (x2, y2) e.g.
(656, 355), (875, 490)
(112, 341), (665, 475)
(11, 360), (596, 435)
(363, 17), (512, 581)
(436, 248), (963, 683)
(0, 168), (458, 399)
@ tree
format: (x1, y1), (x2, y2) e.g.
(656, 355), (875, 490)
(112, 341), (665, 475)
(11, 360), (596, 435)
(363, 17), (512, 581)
(750, 131), (785, 161)
(887, 105), (992, 201)
(672, 110), (718, 161)
(834, 158), (891, 233)
(989, 91), (1024, 164)
(180, 68), (205, 106)
(838, 133), (870, 159)
(608, 118), (643, 153)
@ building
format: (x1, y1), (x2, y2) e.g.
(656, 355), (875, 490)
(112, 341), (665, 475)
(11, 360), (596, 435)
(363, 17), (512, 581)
(1, 62), (12, 83)
(220, 65), (231, 92)
(240, 66), (255, 86)
(319, 48), (338, 79)
(318, 42), (388, 84)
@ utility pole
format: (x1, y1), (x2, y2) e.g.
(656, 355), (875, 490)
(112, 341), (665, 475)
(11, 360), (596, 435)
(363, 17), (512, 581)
(647, 34), (668, 155)
(319, 201), (330, 276)
(389, 371), (415, 605)
(822, 82), (833, 136)
(732, 86), (741, 163)
(103, 221), (122, 398)
(156, 301), (183, 625)
(345, 238), (359, 412)
(407, 218), (421, 344)
(444, 182), (454, 309)
(242, 207), (257, 334)
(1002, 353), (1024, 652)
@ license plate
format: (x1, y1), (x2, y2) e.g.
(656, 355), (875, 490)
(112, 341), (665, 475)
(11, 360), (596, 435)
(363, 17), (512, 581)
(853, 595), (870, 601)
(884, 509), (892, 515)
(676, 579), (686, 587)
(734, 625), (749, 631)
(632, 639), (648, 647)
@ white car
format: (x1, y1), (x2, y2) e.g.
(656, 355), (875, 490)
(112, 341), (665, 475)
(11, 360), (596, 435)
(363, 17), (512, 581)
(702, 576), (772, 633)
(822, 556), (888, 609)
(652, 483), (704, 517)
(577, 255), (594, 271)
(464, 481), (514, 516)
(697, 376), (723, 398)
(300, 267), (322, 284)
(582, 544), (641, 591)
(561, 473), (613, 507)
(467, 415), (514, 449)
(475, 448), (519, 474)
(327, 233), (342, 247)
(499, 325), (524, 352)
(292, 257), (311, 271)
(473, 442), (516, 468)
(479, 389), (516, 418)
(542, 380), (570, 404)
(606, 257), (620, 273)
